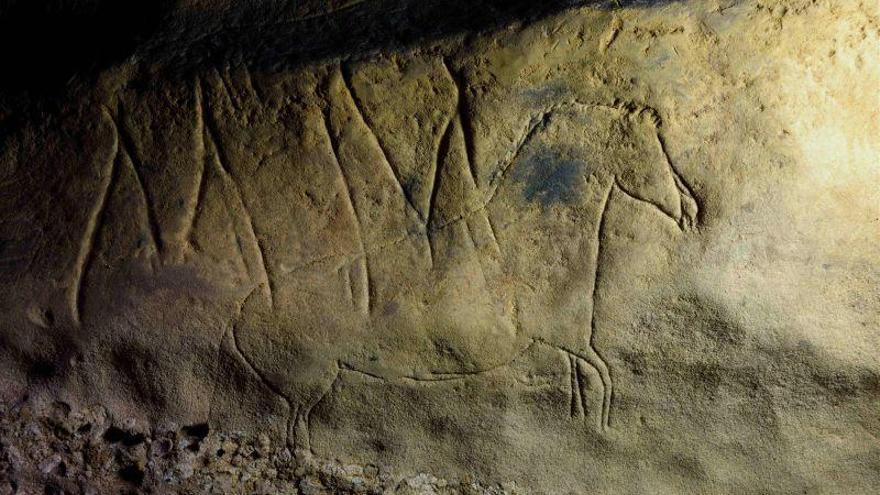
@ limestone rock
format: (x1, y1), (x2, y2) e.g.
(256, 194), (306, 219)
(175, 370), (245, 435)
(0, 0), (878, 493)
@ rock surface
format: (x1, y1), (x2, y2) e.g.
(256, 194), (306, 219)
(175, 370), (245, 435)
(1, 0), (878, 493)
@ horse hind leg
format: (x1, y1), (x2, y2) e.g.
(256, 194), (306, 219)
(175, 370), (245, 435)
(285, 362), (341, 463)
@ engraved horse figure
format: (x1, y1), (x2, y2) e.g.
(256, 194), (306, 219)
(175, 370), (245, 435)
(216, 69), (698, 457)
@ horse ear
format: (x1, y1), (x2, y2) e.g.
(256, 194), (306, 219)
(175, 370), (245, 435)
(610, 111), (682, 222)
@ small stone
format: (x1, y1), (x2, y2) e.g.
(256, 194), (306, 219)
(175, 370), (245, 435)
(363, 464), (379, 478)
(178, 463), (194, 479)
(299, 476), (325, 495)
(39, 454), (62, 475)
(258, 433), (271, 451)
(276, 448), (293, 464)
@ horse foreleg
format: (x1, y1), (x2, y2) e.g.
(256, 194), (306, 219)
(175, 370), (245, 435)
(579, 345), (613, 431)
(567, 348), (612, 430)
(533, 338), (613, 431)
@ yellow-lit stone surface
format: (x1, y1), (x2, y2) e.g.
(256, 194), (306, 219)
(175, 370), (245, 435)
(0, 0), (877, 493)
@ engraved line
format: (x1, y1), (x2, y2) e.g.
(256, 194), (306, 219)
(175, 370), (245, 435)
(322, 89), (371, 315)
(278, 100), (616, 273)
(242, 66), (263, 103)
(339, 325), (540, 384)
(441, 57), (480, 188)
(574, 355), (587, 419)
(463, 220), (489, 287)
(229, 288), (293, 442)
(255, 237), (274, 304)
(484, 98), (660, 208)
(276, 197), (495, 278)
(340, 264), (352, 303)
(277, 99), (699, 288)
(483, 110), (552, 207)
(114, 108), (164, 256)
(218, 67), (241, 113)
(340, 62), (423, 222)
(656, 131), (700, 229)
(531, 337), (611, 429)
(70, 107), (119, 326)
(590, 183), (615, 430)
(233, 233), (250, 274)
(484, 212), (502, 256)
(415, 339), (538, 382)
(182, 77), (207, 250)
(441, 57), (502, 261)
(577, 358), (590, 424)
(613, 177), (681, 229)
(203, 102), (274, 307)
(340, 354), (533, 383)
(426, 113), (455, 268)
(358, 255), (372, 315)
(569, 354), (578, 418)
(298, 364), (342, 452)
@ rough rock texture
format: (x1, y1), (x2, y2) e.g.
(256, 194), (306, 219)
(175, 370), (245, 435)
(0, 401), (525, 494)
(1, 0), (878, 493)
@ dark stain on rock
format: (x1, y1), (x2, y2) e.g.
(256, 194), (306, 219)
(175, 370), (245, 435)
(618, 349), (650, 377)
(382, 301), (399, 317)
(0, 237), (38, 278)
(812, 368), (880, 404)
(670, 293), (748, 346)
(370, 438), (388, 453)
(522, 83), (570, 104)
(668, 452), (709, 481)
(515, 150), (587, 207)
(687, 362), (723, 397)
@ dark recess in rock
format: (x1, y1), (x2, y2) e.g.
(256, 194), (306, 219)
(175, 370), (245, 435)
(0, 0), (678, 100)
(0, 0), (174, 94)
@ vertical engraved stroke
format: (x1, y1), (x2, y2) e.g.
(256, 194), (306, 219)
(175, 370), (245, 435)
(425, 114), (455, 267)
(339, 63), (423, 222)
(442, 56), (501, 257)
(322, 97), (371, 315)
(69, 108), (119, 326)
(484, 213), (502, 255)
(590, 183), (615, 429)
(569, 355), (581, 418)
(483, 110), (553, 207)
(218, 67), (241, 112)
(656, 131), (700, 228)
(462, 221), (489, 286)
(201, 87), (274, 307)
(113, 108), (164, 256)
(242, 67), (264, 103)
(181, 78), (207, 251)
(441, 57), (479, 188)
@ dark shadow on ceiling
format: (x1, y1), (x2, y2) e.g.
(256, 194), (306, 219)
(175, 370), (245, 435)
(150, 0), (677, 78)
(0, 0), (676, 97)
(0, 0), (175, 94)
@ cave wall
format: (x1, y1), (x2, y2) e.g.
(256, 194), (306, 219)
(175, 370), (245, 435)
(1, 0), (878, 493)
